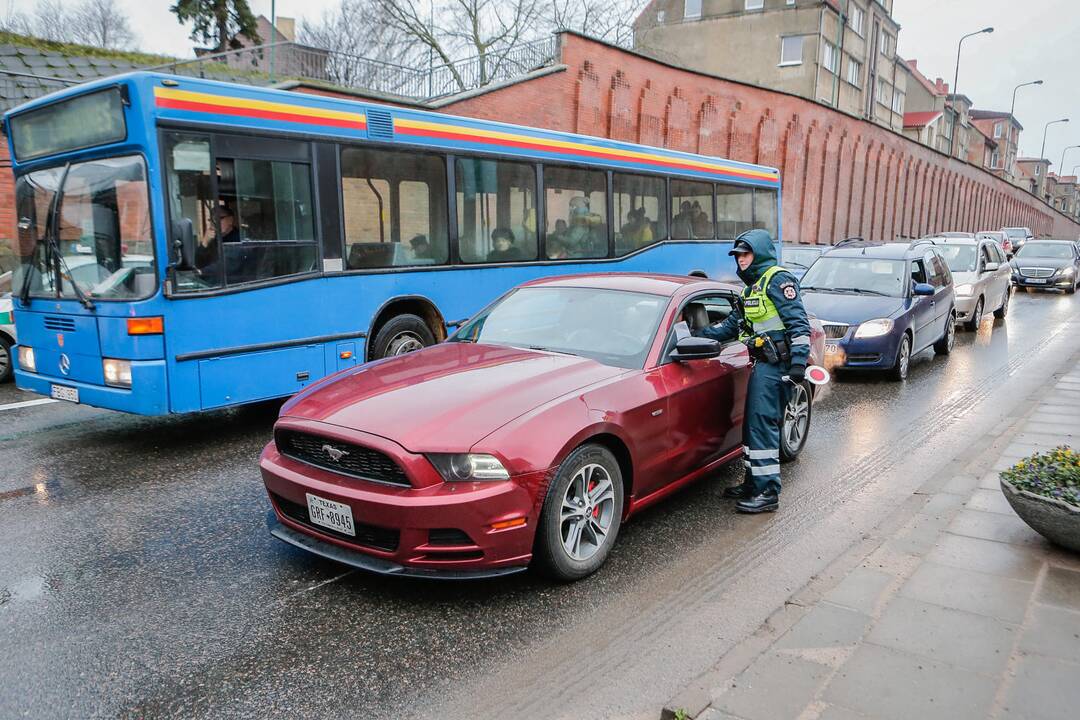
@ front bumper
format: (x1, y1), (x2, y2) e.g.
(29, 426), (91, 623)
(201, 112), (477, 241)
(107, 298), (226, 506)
(260, 438), (542, 578)
(1013, 274), (1073, 289)
(823, 331), (903, 371)
(14, 359), (169, 415)
(954, 295), (978, 321)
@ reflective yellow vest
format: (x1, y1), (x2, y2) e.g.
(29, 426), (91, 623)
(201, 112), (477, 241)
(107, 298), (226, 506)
(740, 265), (788, 340)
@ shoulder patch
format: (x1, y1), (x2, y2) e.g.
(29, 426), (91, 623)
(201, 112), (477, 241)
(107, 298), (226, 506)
(783, 285), (798, 300)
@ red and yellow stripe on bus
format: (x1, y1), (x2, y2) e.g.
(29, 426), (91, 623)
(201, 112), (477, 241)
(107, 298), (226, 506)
(153, 87), (366, 131)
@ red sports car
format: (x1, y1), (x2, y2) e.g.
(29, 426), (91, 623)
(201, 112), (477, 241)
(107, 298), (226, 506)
(260, 274), (825, 581)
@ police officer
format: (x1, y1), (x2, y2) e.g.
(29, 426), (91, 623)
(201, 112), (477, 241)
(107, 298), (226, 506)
(696, 228), (811, 513)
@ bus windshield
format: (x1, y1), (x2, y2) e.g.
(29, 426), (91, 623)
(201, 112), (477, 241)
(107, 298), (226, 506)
(14, 155), (155, 301)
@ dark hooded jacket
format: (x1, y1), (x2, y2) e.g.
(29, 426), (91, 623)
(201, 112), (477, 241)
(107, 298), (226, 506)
(697, 229), (812, 367)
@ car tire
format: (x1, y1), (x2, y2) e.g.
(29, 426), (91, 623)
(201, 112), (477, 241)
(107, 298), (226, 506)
(964, 298), (983, 332)
(369, 314), (436, 360)
(780, 380), (812, 462)
(993, 287), (1010, 319)
(1068, 279), (1077, 295)
(933, 313), (956, 355)
(0, 335), (12, 383)
(890, 334), (911, 381)
(534, 443), (624, 582)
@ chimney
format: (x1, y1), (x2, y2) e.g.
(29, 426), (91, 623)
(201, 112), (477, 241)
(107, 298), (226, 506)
(276, 16), (295, 41)
(908, 59), (917, 70)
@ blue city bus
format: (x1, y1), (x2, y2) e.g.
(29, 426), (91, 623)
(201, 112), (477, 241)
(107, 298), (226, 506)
(4, 72), (782, 415)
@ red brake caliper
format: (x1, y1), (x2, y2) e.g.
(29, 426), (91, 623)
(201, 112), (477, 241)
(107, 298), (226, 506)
(589, 480), (600, 518)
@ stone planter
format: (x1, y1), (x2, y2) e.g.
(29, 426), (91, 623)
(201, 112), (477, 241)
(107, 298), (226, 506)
(1000, 478), (1080, 553)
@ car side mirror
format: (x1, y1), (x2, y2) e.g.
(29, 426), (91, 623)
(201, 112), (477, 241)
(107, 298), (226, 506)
(913, 282), (935, 296)
(670, 336), (721, 362)
(173, 218), (196, 270)
(984, 261), (1000, 272)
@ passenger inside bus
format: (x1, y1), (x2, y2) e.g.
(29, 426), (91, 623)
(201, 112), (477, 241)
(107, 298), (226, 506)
(487, 228), (524, 262)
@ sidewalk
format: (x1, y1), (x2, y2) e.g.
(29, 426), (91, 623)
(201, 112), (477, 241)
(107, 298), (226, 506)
(663, 367), (1080, 720)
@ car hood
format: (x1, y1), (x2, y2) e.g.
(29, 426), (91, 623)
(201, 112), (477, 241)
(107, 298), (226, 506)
(951, 271), (978, 285)
(280, 342), (628, 452)
(1012, 257), (1072, 269)
(802, 292), (907, 325)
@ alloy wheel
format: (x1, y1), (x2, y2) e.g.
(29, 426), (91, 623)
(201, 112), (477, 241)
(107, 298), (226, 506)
(560, 463), (616, 562)
(897, 337), (910, 379)
(783, 383), (810, 451)
(946, 317), (956, 350)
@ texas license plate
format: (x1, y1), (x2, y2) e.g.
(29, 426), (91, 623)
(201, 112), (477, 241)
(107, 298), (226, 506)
(50, 384), (79, 403)
(825, 343), (840, 355)
(1027, 278), (1047, 284)
(306, 493), (355, 536)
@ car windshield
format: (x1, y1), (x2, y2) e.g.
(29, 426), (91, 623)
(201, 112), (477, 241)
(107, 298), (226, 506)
(14, 155), (156, 300)
(452, 286), (668, 369)
(784, 248), (822, 269)
(799, 257), (907, 297)
(1003, 228), (1027, 238)
(937, 244), (978, 273)
(1015, 242), (1074, 259)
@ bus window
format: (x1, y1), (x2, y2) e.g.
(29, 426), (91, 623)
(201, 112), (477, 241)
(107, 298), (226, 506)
(614, 173), (666, 256)
(455, 157), (538, 264)
(753, 188), (779, 239)
(716, 184), (753, 239)
(544, 166), (607, 260)
(340, 147), (449, 269)
(670, 180), (714, 240)
(164, 133), (222, 291)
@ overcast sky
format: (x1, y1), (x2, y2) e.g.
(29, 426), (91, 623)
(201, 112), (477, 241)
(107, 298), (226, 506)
(21, 0), (1080, 174)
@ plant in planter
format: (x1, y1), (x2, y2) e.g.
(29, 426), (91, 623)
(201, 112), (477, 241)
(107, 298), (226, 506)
(1000, 445), (1080, 552)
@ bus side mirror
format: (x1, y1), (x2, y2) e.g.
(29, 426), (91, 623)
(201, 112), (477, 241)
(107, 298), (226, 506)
(173, 218), (195, 269)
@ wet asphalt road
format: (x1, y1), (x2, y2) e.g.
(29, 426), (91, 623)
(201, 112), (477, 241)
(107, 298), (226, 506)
(3, 289), (1080, 720)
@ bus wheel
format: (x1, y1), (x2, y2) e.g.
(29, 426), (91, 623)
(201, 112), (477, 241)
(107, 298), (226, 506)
(0, 335), (11, 383)
(370, 314), (436, 359)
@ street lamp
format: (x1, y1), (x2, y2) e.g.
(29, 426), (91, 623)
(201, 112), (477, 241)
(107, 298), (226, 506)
(1039, 118), (1069, 198)
(1010, 80), (1043, 118)
(949, 27), (994, 155)
(1059, 145), (1080, 175)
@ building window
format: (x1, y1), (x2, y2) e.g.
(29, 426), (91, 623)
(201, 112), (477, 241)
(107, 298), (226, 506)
(786, 0), (796, 4)
(876, 79), (891, 106)
(780, 36), (804, 66)
(848, 4), (865, 36)
(880, 31), (892, 57)
(891, 90), (904, 114)
(1035, 165), (1041, 176)
(993, 121), (1003, 138)
(683, 0), (701, 20)
(991, 150), (1001, 169)
(845, 57), (862, 87)
(657, 10), (665, 22)
(745, 0), (764, 10)
(822, 41), (839, 74)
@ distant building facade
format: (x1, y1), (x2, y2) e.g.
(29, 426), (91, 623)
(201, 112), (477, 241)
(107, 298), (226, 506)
(901, 59), (957, 155)
(197, 15), (329, 81)
(1017, 158), (1051, 198)
(632, 0), (906, 131)
(970, 110), (1022, 183)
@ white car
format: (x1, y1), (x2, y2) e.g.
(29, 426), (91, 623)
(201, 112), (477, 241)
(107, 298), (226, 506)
(0, 270), (14, 383)
(929, 236), (1012, 330)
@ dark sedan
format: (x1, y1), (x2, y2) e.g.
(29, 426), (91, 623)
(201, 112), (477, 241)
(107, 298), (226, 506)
(1010, 240), (1080, 293)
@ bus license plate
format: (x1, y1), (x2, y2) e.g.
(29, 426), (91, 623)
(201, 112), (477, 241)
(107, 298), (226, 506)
(50, 384), (79, 403)
(306, 493), (355, 536)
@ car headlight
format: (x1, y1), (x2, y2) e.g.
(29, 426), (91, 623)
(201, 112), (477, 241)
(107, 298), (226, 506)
(1059, 267), (1074, 277)
(854, 318), (894, 338)
(102, 358), (132, 388)
(18, 346), (36, 373)
(428, 453), (510, 481)
(955, 283), (974, 296)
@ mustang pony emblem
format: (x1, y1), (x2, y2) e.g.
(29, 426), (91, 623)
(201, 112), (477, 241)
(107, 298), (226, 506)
(321, 444), (350, 462)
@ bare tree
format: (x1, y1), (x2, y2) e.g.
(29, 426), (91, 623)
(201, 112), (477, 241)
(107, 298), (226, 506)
(542, 0), (643, 47)
(72, 0), (138, 49)
(0, 0), (76, 43)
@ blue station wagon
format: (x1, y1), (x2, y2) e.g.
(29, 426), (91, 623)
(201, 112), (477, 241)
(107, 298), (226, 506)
(798, 239), (956, 380)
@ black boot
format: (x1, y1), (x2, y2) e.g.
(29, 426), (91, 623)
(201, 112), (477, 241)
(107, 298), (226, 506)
(736, 490), (779, 514)
(722, 482), (754, 499)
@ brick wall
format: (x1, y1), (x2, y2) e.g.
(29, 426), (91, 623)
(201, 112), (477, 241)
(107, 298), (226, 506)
(439, 33), (1080, 243)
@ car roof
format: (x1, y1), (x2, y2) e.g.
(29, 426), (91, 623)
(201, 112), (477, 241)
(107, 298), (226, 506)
(520, 272), (735, 296)
(926, 235), (978, 245)
(823, 242), (929, 260)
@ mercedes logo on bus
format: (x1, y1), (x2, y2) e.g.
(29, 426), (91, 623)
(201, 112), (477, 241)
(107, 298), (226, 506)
(321, 444), (349, 462)
(59, 353), (71, 376)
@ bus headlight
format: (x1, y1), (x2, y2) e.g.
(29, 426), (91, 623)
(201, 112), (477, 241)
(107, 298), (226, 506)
(428, 453), (510, 481)
(18, 346), (36, 373)
(102, 358), (132, 388)
(854, 319), (893, 339)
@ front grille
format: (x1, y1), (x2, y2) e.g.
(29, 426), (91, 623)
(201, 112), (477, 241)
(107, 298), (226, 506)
(846, 354), (882, 363)
(821, 323), (850, 339)
(44, 316), (76, 331)
(1019, 267), (1055, 278)
(275, 429), (410, 487)
(270, 492), (399, 552)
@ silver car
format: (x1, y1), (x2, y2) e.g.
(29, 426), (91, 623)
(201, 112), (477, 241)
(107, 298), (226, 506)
(929, 236), (1012, 330)
(0, 271), (13, 383)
